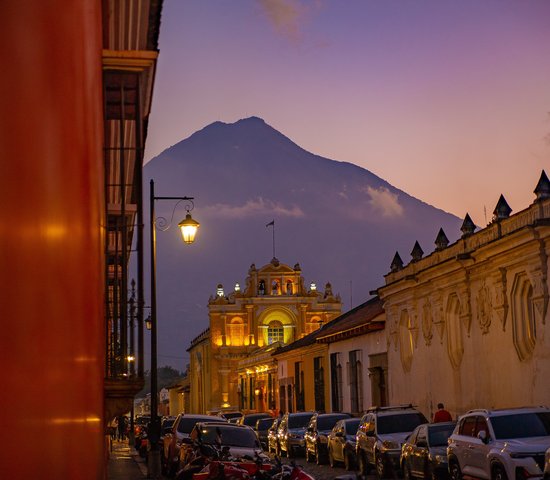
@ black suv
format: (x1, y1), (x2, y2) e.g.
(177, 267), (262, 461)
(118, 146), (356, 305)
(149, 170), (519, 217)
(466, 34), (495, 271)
(356, 405), (427, 478)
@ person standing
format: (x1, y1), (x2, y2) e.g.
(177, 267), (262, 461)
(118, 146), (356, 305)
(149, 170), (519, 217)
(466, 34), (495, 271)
(433, 403), (453, 423)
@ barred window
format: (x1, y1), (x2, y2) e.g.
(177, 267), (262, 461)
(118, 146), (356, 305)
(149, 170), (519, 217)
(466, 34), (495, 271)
(267, 320), (284, 344)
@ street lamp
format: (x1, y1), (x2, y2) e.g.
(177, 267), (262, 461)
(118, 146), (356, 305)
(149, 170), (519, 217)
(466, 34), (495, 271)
(148, 179), (199, 479)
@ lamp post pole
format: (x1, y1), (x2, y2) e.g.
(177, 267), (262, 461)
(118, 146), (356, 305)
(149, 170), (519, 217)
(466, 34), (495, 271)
(148, 179), (198, 479)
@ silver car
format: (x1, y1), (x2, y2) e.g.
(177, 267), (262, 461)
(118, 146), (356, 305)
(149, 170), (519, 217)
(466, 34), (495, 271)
(278, 412), (316, 458)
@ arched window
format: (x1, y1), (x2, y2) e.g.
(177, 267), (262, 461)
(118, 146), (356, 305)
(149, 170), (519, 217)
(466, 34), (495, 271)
(446, 294), (463, 369)
(267, 320), (284, 344)
(511, 272), (536, 361)
(286, 280), (293, 295)
(399, 310), (413, 372)
(305, 317), (321, 335)
(271, 280), (280, 295)
(258, 280), (265, 296)
(227, 317), (244, 346)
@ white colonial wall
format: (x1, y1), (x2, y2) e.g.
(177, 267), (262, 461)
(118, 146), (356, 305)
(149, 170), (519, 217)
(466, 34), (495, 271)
(380, 194), (550, 420)
(327, 329), (386, 413)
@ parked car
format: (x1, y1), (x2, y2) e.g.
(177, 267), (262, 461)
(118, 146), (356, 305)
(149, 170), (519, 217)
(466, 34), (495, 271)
(327, 417), (361, 470)
(255, 417), (277, 450)
(401, 421), (456, 480)
(304, 412), (351, 464)
(278, 411), (316, 458)
(158, 416), (177, 455)
(161, 413), (226, 476)
(544, 446), (550, 480)
(238, 412), (273, 427)
(267, 417), (281, 454)
(356, 404), (428, 478)
(189, 421), (267, 460)
(447, 406), (550, 480)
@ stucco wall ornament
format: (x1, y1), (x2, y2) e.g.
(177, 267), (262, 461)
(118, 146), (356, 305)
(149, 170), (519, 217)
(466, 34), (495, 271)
(491, 267), (508, 331)
(476, 281), (492, 334)
(409, 299), (420, 348)
(458, 284), (472, 337)
(529, 240), (548, 324)
(422, 298), (433, 345)
(387, 305), (399, 350)
(431, 291), (445, 343)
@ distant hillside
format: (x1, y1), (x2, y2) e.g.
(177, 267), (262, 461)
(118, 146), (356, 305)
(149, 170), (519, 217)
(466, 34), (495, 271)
(143, 117), (462, 368)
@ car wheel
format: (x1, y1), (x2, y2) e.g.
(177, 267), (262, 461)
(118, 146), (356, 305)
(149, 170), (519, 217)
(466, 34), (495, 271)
(287, 442), (293, 459)
(492, 464), (508, 480)
(328, 448), (336, 468)
(315, 445), (323, 465)
(344, 450), (354, 471)
(449, 461), (462, 480)
(161, 450), (167, 476)
(375, 450), (388, 479)
(403, 460), (412, 480)
(359, 451), (370, 477)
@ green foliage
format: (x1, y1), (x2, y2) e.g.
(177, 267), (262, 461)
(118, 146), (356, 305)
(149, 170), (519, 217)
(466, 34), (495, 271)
(136, 365), (185, 398)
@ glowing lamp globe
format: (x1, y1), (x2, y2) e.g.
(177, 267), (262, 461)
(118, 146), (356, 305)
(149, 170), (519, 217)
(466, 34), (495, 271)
(178, 213), (200, 244)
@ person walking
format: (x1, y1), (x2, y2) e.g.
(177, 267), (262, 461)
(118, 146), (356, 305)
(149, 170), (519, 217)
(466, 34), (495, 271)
(433, 403), (452, 423)
(117, 415), (128, 441)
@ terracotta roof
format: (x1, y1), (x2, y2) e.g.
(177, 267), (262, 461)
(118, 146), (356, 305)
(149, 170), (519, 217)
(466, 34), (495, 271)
(316, 296), (384, 343)
(274, 296), (384, 354)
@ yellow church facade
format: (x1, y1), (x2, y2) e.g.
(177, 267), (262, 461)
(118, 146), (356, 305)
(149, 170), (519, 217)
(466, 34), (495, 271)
(187, 258), (342, 414)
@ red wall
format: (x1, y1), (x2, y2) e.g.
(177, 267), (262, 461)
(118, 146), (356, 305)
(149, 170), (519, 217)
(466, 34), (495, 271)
(0, 1), (106, 478)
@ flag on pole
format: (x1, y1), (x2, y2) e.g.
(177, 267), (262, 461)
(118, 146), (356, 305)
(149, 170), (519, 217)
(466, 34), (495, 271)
(266, 220), (275, 227)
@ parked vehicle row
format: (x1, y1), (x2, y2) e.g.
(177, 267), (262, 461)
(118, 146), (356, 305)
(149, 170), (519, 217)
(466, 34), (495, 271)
(153, 404), (550, 480)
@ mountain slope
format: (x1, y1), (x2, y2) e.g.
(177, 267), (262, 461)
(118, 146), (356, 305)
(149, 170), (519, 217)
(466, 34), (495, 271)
(143, 117), (462, 367)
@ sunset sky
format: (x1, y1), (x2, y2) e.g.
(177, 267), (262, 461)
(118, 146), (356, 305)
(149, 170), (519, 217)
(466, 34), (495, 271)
(145, 0), (550, 226)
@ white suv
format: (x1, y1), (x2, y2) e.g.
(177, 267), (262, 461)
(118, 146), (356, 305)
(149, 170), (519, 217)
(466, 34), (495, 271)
(447, 406), (550, 480)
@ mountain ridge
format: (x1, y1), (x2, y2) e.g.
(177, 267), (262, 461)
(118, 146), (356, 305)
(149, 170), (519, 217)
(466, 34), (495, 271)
(142, 117), (463, 368)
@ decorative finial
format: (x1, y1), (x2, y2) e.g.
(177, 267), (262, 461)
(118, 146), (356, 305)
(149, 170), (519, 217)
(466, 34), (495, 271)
(434, 228), (449, 251)
(271, 257), (280, 267)
(411, 241), (424, 262)
(390, 252), (404, 272)
(534, 170), (550, 201)
(493, 194), (512, 221)
(461, 213), (476, 238)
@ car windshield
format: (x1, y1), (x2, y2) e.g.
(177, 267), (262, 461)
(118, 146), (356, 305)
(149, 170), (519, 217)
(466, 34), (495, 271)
(377, 413), (427, 434)
(223, 412), (242, 420)
(288, 414), (314, 428)
(257, 418), (274, 430)
(163, 419), (176, 429)
(491, 412), (550, 439)
(199, 426), (259, 448)
(178, 417), (223, 434)
(318, 415), (349, 430)
(345, 419), (361, 435)
(243, 415), (270, 426)
(428, 423), (456, 446)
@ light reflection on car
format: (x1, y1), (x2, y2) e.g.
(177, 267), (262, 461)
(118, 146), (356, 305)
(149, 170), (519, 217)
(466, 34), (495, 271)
(401, 422), (456, 480)
(327, 417), (361, 470)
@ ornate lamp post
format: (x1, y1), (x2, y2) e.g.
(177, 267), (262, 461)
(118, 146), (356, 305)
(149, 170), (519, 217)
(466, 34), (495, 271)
(148, 179), (199, 478)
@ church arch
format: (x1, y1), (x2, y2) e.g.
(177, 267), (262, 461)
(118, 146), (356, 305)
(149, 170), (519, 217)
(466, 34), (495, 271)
(227, 316), (244, 346)
(257, 307), (297, 346)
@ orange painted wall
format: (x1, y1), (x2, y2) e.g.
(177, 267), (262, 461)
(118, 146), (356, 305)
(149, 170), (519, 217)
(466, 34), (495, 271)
(0, 1), (106, 478)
